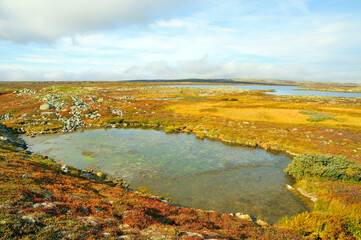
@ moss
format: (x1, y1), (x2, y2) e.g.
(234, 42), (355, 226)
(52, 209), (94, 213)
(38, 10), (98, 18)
(299, 110), (338, 122)
(285, 154), (361, 182)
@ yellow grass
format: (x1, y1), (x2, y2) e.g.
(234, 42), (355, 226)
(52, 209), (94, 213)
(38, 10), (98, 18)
(169, 101), (361, 129)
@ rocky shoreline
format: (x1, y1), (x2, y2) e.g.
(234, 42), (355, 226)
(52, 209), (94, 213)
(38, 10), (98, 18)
(1, 122), (276, 229)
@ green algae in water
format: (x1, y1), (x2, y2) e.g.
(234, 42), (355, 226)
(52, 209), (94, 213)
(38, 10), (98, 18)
(23, 128), (307, 224)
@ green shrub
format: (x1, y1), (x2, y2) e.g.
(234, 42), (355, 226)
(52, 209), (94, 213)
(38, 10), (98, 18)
(285, 154), (361, 182)
(299, 110), (337, 122)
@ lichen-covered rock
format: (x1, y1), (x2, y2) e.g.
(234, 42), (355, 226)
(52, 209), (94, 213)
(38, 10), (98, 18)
(97, 172), (106, 178)
(15, 88), (37, 96)
(0, 113), (14, 120)
(256, 219), (269, 226)
(40, 103), (54, 110)
(109, 108), (123, 116)
(61, 164), (69, 173)
(235, 213), (253, 222)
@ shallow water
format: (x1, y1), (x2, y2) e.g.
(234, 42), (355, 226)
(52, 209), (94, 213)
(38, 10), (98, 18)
(23, 128), (307, 224)
(163, 85), (361, 97)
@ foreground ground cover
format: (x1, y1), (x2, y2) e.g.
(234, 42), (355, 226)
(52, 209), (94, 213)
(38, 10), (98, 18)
(0, 81), (361, 239)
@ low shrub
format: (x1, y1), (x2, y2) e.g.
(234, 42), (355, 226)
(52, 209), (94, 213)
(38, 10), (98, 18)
(285, 154), (361, 182)
(299, 110), (337, 122)
(283, 211), (353, 239)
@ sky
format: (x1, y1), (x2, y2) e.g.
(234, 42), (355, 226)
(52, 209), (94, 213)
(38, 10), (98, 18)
(0, 0), (361, 83)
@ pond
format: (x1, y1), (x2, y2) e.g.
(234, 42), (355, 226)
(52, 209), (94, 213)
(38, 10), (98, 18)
(23, 128), (307, 224)
(163, 85), (361, 97)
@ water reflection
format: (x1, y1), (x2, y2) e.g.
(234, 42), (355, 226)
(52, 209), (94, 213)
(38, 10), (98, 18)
(23, 128), (307, 224)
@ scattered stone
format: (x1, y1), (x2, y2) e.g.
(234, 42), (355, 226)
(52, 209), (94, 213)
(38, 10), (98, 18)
(118, 236), (133, 240)
(235, 213), (252, 222)
(43, 94), (65, 111)
(84, 112), (101, 120)
(109, 108), (123, 116)
(96, 172), (106, 178)
(79, 170), (97, 180)
(32, 202), (58, 208)
(21, 215), (36, 223)
(256, 219), (268, 226)
(119, 224), (131, 231)
(180, 231), (205, 239)
(61, 164), (69, 173)
(40, 103), (54, 110)
(15, 88), (37, 96)
(0, 136), (8, 141)
(103, 233), (111, 237)
(161, 199), (173, 206)
(41, 112), (56, 116)
(0, 113), (14, 120)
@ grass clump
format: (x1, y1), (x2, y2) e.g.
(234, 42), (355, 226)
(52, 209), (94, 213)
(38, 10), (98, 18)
(285, 154), (361, 182)
(300, 110), (337, 122)
(46, 85), (90, 95)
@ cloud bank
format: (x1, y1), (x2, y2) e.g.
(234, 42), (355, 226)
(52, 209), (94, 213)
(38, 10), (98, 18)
(0, 0), (360, 83)
(0, 0), (191, 43)
(2, 57), (360, 83)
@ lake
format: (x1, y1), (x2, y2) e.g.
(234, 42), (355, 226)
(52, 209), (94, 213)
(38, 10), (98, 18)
(162, 85), (361, 97)
(23, 128), (307, 224)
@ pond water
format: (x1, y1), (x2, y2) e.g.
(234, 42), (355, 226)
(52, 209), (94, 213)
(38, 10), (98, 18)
(163, 85), (361, 97)
(23, 128), (307, 224)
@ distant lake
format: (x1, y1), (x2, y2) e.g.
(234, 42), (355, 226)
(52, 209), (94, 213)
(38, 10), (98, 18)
(23, 128), (307, 224)
(162, 85), (361, 97)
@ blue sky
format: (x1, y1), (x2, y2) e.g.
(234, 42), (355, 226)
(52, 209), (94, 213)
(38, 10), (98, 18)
(0, 0), (360, 82)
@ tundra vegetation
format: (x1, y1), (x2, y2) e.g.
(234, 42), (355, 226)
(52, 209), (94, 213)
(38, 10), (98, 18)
(0, 80), (360, 239)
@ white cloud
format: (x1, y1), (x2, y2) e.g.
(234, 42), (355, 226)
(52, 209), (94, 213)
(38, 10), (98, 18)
(0, 0), (192, 43)
(277, 0), (310, 14)
(0, 0), (360, 84)
(1, 58), (361, 83)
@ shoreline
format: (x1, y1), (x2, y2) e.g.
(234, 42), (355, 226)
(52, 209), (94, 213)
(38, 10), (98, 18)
(19, 122), (312, 224)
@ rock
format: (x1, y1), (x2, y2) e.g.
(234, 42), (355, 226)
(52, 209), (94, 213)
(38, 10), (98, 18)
(118, 236), (133, 240)
(161, 199), (173, 206)
(119, 224), (131, 231)
(43, 94), (65, 111)
(79, 170), (96, 180)
(256, 219), (268, 226)
(22, 215), (36, 223)
(109, 108), (123, 116)
(61, 164), (69, 173)
(16, 88), (37, 96)
(96, 172), (106, 178)
(33, 202), (57, 208)
(180, 231), (204, 239)
(0, 136), (8, 141)
(41, 112), (56, 115)
(235, 213), (253, 222)
(40, 103), (54, 110)
(0, 113), (14, 120)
